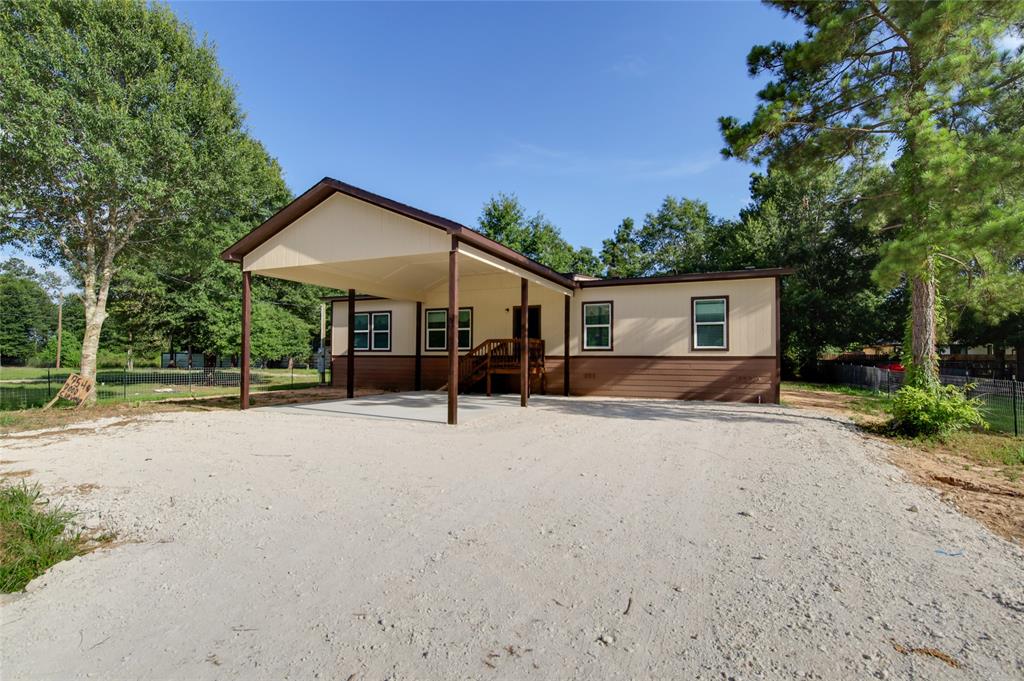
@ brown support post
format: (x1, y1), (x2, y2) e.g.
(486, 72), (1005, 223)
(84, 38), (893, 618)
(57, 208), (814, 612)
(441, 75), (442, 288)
(563, 294), (570, 396)
(448, 239), (459, 425)
(347, 288), (355, 399)
(240, 270), (251, 410)
(774, 275), (782, 404)
(520, 278), (529, 407)
(415, 301), (423, 391)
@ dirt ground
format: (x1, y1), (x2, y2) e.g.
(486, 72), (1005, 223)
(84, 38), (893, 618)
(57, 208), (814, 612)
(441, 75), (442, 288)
(2, 396), (1023, 680)
(783, 387), (1024, 546)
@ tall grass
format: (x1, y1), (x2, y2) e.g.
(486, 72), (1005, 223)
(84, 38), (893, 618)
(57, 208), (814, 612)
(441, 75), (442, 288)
(0, 483), (84, 592)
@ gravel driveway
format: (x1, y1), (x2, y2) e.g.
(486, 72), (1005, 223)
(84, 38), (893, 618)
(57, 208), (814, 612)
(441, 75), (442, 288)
(2, 397), (1022, 680)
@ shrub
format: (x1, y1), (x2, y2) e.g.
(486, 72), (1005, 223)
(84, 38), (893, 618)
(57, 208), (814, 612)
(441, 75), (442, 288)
(888, 384), (985, 438)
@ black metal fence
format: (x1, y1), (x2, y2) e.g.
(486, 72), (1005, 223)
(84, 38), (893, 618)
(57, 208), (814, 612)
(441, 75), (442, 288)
(0, 368), (327, 411)
(821, 363), (1023, 436)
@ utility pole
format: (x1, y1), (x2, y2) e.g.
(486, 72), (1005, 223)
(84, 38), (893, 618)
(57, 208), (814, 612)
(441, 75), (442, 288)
(319, 302), (327, 384)
(55, 290), (64, 370)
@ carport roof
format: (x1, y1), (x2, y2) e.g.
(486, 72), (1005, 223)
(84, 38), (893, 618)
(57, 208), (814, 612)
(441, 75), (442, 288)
(220, 177), (576, 291)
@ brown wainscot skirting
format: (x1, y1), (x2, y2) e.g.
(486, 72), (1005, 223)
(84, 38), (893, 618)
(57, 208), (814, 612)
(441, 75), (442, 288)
(568, 355), (778, 403)
(333, 354), (779, 404)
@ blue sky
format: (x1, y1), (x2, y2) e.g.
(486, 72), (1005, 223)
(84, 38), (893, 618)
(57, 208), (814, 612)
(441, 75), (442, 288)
(3, 0), (804, 271)
(167, 0), (802, 251)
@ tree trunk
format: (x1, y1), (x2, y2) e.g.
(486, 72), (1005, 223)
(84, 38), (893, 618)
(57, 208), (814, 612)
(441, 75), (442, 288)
(79, 247), (115, 402)
(909, 266), (939, 388)
(79, 309), (104, 386)
(994, 345), (1007, 380)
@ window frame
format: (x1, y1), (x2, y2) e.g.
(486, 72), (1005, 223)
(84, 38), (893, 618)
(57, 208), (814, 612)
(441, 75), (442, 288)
(691, 296), (729, 351)
(352, 311), (392, 352)
(423, 307), (473, 351)
(581, 301), (614, 351)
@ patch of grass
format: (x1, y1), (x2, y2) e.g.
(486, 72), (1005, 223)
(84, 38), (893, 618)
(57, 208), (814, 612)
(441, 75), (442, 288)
(0, 412), (22, 429)
(0, 482), (85, 593)
(909, 431), (1024, 483)
(783, 381), (883, 398)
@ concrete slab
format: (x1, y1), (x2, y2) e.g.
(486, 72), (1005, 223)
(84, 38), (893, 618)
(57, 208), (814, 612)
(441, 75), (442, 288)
(260, 390), (524, 424)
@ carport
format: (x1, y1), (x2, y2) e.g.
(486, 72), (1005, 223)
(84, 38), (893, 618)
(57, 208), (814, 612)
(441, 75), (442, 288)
(220, 178), (576, 425)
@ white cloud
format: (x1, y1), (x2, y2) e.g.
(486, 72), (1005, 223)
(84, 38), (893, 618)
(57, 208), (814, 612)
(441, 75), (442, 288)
(488, 142), (719, 181)
(996, 29), (1024, 53)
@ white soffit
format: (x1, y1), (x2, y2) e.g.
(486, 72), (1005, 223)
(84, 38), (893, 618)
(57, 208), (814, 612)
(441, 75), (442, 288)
(458, 244), (572, 296)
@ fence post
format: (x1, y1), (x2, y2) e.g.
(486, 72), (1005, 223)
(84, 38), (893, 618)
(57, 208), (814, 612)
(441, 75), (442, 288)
(1013, 379), (1019, 438)
(123, 369), (127, 400)
(47, 369), (52, 398)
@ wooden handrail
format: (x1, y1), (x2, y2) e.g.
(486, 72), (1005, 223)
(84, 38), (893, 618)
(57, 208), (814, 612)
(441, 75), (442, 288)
(452, 338), (545, 391)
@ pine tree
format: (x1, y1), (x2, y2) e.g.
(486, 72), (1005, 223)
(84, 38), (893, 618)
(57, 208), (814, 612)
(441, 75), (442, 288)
(720, 0), (1024, 387)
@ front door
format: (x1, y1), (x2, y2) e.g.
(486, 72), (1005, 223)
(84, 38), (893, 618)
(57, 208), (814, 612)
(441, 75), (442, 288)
(512, 305), (542, 340)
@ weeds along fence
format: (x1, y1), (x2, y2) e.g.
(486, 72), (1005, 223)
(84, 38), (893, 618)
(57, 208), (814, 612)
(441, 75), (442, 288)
(821, 363), (1023, 436)
(0, 368), (327, 411)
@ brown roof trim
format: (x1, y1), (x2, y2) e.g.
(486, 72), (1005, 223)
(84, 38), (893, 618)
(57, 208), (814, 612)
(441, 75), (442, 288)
(321, 294), (385, 303)
(578, 267), (794, 288)
(221, 177), (575, 290)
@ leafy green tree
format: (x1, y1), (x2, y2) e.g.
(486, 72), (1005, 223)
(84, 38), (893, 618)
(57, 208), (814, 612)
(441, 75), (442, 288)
(0, 259), (55, 364)
(0, 0), (273, 393)
(599, 218), (648, 278)
(37, 330), (81, 368)
(634, 197), (737, 275)
(720, 0), (1024, 387)
(477, 193), (602, 276)
(250, 302), (312, 366)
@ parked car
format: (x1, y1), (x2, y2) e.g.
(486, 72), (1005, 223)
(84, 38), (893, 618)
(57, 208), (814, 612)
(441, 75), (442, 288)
(877, 361), (905, 372)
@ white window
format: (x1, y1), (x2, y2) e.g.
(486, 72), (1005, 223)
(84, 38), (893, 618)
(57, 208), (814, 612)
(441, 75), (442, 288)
(457, 308), (473, 349)
(692, 298), (727, 349)
(353, 312), (391, 351)
(582, 302), (612, 350)
(425, 308), (472, 351)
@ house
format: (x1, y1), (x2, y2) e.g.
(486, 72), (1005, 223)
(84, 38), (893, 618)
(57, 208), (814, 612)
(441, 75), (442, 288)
(221, 178), (791, 424)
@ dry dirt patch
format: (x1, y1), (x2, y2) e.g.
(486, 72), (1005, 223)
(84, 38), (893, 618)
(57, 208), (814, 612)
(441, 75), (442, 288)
(783, 387), (1024, 545)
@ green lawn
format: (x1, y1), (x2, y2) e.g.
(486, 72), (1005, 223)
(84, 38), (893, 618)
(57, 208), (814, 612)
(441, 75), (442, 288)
(1, 366), (321, 382)
(0, 366), (71, 381)
(1, 368), (328, 411)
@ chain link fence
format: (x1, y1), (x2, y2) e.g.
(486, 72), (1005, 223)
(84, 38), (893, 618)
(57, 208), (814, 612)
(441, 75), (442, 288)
(0, 367), (328, 411)
(820, 363), (1023, 436)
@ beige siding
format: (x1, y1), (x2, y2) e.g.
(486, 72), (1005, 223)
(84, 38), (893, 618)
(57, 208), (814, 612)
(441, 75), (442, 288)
(245, 193), (450, 272)
(332, 300), (418, 355)
(572, 278), (776, 357)
(421, 274), (568, 356)
(332, 276), (776, 360)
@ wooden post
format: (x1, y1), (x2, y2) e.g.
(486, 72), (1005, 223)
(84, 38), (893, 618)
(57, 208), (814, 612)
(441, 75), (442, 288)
(415, 301), (423, 391)
(240, 270), (251, 410)
(520, 278), (528, 407)
(448, 239), (459, 425)
(774, 275), (782, 404)
(55, 291), (64, 370)
(347, 288), (355, 399)
(563, 294), (570, 396)
(319, 302), (326, 384)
